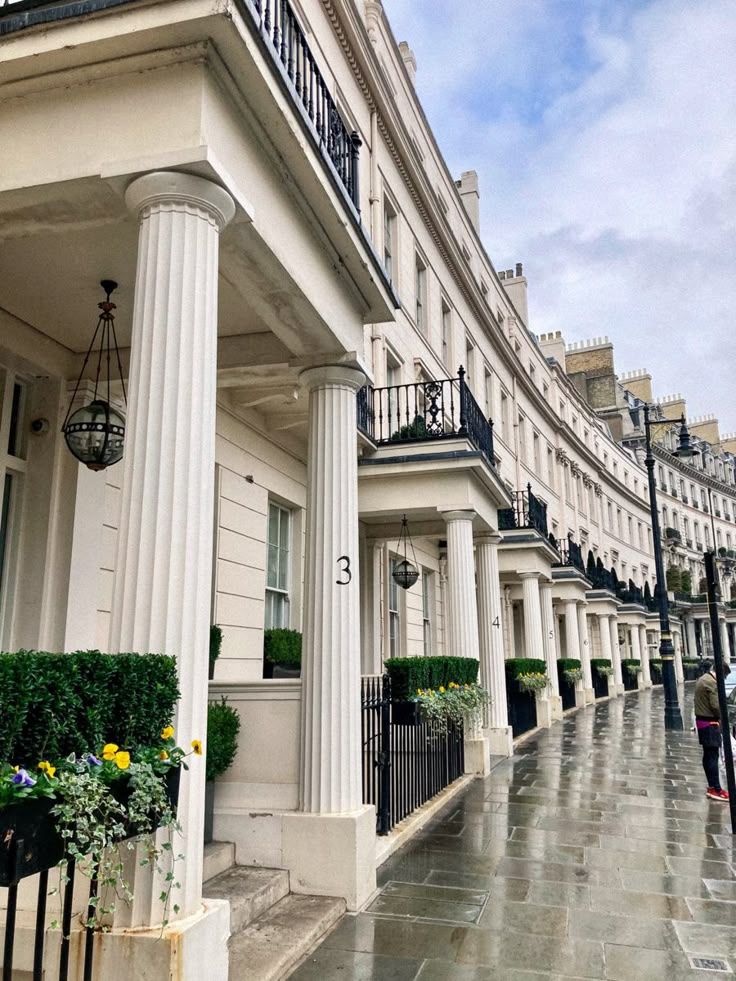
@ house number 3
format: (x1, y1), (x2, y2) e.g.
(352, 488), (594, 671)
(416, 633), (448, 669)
(336, 555), (352, 585)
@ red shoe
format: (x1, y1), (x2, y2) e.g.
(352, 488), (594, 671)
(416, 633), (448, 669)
(706, 788), (729, 801)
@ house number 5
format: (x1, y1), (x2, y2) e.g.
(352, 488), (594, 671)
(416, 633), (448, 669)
(336, 555), (352, 585)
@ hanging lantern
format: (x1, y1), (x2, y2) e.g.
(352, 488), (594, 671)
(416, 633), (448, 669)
(62, 280), (127, 472)
(392, 515), (420, 590)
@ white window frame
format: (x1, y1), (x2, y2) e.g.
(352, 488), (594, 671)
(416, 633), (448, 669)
(422, 569), (433, 656)
(0, 369), (28, 649)
(388, 558), (402, 659)
(265, 501), (291, 629)
(415, 251), (427, 333)
(383, 195), (398, 285)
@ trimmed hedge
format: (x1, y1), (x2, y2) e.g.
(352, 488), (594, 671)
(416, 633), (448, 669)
(649, 658), (663, 682)
(209, 625), (223, 672)
(505, 658), (547, 680)
(621, 658), (641, 675)
(263, 629), (302, 666)
(557, 658), (582, 672)
(206, 698), (240, 782)
(590, 658), (612, 674)
(385, 656), (479, 702)
(0, 650), (179, 766)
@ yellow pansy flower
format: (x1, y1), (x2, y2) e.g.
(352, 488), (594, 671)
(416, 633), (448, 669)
(191, 740), (203, 756)
(159, 750), (169, 761)
(114, 751), (131, 770)
(161, 726), (175, 741)
(102, 743), (119, 761)
(439, 686), (445, 693)
(38, 761), (56, 779)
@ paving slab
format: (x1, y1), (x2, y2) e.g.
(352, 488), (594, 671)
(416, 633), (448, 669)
(286, 689), (736, 980)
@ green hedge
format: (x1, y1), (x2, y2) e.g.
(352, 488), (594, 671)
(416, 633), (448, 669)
(590, 658), (612, 675)
(263, 629), (302, 666)
(209, 625), (223, 671)
(206, 698), (240, 782)
(385, 656), (479, 702)
(504, 658), (547, 680)
(0, 650), (179, 766)
(621, 658), (641, 675)
(649, 658), (663, 681)
(557, 658), (582, 672)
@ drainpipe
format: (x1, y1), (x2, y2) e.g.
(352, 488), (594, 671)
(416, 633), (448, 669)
(511, 376), (522, 490)
(369, 109), (380, 241)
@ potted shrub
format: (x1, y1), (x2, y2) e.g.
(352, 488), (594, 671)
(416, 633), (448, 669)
(0, 649), (198, 926)
(204, 699), (240, 845)
(263, 628), (302, 678)
(209, 624), (223, 680)
(590, 658), (613, 698)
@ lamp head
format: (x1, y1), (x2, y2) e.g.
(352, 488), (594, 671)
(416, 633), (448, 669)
(672, 415), (699, 459)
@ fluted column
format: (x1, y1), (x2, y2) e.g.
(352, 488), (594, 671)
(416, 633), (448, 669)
(299, 365), (365, 814)
(563, 600), (583, 707)
(610, 617), (624, 694)
(598, 614), (615, 697)
(540, 582), (562, 719)
(443, 510), (489, 774)
(686, 618), (697, 658)
(476, 533), (512, 755)
(630, 625), (643, 689)
(720, 619), (730, 663)
(577, 601), (594, 704)
(639, 624), (652, 687)
(443, 510), (480, 660)
(520, 573), (550, 727)
(111, 172), (234, 926)
(673, 629), (684, 684)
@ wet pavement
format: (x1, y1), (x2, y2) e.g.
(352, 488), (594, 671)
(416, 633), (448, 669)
(290, 688), (736, 980)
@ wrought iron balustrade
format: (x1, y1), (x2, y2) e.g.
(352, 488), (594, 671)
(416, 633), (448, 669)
(554, 538), (585, 573)
(356, 367), (496, 470)
(664, 526), (682, 543)
(253, 0), (361, 210)
(498, 484), (549, 537)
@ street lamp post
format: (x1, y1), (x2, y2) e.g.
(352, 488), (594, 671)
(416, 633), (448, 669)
(641, 403), (697, 731)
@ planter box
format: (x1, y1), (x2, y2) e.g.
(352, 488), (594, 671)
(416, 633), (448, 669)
(391, 701), (422, 726)
(593, 673), (609, 699)
(506, 680), (537, 737)
(263, 660), (301, 679)
(0, 797), (64, 887)
(623, 671), (639, 691)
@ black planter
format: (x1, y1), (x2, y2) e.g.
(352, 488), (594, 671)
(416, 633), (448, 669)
(623, 671), (639, 691)
(506, 679), (538, 737)
(392, 701), (422, 726)
(204, 780), (215, 845)
(0, 797), (64, 887)
(593, 672), (609, 699)
(263, 659), (301, 679)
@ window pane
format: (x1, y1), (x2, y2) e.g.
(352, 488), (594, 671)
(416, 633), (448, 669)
(267, 542), (279, 588)
(0, 473), (13, 604)
(277, 547), (289, 591)
(268, 504), (279, 547)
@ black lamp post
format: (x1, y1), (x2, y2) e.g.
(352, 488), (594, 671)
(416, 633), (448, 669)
(641, 404), (699, 730)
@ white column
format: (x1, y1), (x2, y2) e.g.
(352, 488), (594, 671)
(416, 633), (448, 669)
(563, 600), (584, 707)
(442, 509), (489, 774)
(630, 624), (643, 688)
(720, 619), (730, 663)
(540, 582), (562, 719)
(639, 624), (652, 687)
(504, 585), (515, 658)
(476, 533), (512, 755)
(686, 618), (697, 659)
(110, 172), (234, 932)
(610, 616), (624, 694)
(598, 613), (615, 697)
(673, 629), (684, 683)
(577, 601), (594, 704)
(282, 363), (375, 911)
(520, 573), (551, 727)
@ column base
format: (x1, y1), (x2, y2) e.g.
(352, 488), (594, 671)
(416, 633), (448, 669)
(641, 679), (653, 690)
(582, 687), (595, 706)
(35, 900), (231, 981)
(484, 726), (513, 757)
(282, 805), (376, 912)
(548, 694), (563, 720)
(464, 736), (491, 776)
(535, 696), (552, 729)
(614, 683), (625, 696)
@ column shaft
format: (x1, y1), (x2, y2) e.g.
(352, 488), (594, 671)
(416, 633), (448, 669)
(639, 624), (652, 686)
(577, 603), (593, 690)
(598, 614), (614, 695)
(476, 534), (509, 730)
(300, 366), (365, 814)
(521, 574), (545, 662)
(610, 617), (624, 691)
(111, 173), (234, 924)
(443, 511), (481, 660)
(686, 618), (697, 658)
(540, 584), (560, 696)
(564, 601), (581, 662)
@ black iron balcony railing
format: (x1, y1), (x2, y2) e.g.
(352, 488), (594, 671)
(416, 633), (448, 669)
(664, 526), (682, 543)
(253, 0), (361, 210)
(498, 485), (549, 537)
(554, 538), (585, 573)
(356, 367), (496, 470)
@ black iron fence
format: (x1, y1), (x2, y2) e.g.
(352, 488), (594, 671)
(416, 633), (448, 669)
(1, 851), (95, 981)
(554, 539), (584, 574)
(252, 0), (361, 210)
(361, 675), (465, 835)
(356, 368), (496, 471)
(498, 484), (549, 537)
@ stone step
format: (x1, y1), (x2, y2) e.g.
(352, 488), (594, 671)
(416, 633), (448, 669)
(203, 840), (235, 883)
(229, 893), (345, 981)
(205, 866), (290, 934)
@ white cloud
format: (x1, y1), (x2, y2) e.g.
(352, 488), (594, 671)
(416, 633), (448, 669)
(384, 0), (736, 427)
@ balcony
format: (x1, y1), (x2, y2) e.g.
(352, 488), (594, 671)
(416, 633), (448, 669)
(498, 485), (549, 537)
(554, 538), (585, 573)
(693, 501), (700, 509)
(715, 509), (722, 517)
(670, 487), (678, 498)
(357, 368), (496, 471)
(696, 542), (704, 552)
(664, 527), (682, 544)
(682, 494), (689, 504)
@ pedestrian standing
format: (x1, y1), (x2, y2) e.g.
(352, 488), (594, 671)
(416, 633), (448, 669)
(693, 659), (731, 802)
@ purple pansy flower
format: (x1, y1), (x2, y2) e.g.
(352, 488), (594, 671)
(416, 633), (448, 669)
(11, 768), (36, 787)
(85, 754), (102, 766)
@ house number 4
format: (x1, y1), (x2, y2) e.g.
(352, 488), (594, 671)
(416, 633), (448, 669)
(336, 555), (352, 585)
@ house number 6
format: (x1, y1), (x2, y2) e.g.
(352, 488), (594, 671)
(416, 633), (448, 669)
(336, 555), (352, 585)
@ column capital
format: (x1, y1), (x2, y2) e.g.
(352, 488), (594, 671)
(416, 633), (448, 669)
(475, 531), (502, 547)
(577, 599), (589, 609)
(519, 571), (543, 581)
(441, 508), (477, 524)
(299, 364), (366, 392)
(125, 170), (236, 230)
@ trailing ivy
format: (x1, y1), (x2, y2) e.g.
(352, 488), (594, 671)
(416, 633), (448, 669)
(621, 658), (641, 677)
(385, 656), (479, 702)
(0, 650), (179, 766)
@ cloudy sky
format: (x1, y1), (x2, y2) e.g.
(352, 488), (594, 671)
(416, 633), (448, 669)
(383, 0), (736, 431)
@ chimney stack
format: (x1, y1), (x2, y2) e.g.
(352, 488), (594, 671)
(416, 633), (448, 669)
(398, 42), (417, 86)
(455, 170), (480, 233)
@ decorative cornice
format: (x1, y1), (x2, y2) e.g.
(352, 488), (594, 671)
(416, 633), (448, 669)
(582, 473), (593, 488)
(555, 448), (569, 466)
(570, 461), (582, 478)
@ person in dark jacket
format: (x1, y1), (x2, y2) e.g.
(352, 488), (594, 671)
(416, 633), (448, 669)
(694, 659), (731, 801)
